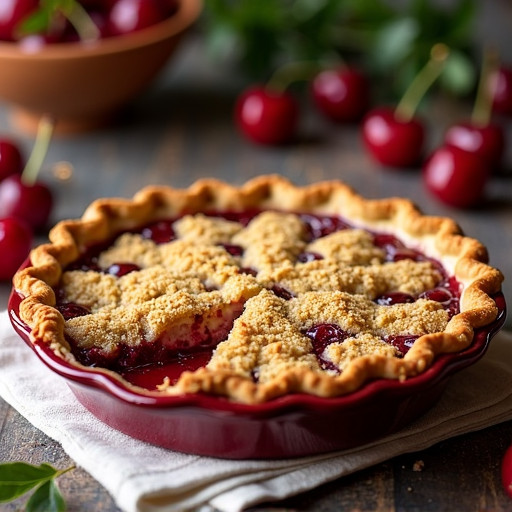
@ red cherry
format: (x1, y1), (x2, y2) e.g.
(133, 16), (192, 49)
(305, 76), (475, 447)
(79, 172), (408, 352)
(488, 67), (512, 116)
(502, 444), (512, 499)
(0, 139), (24, 181)
(444, 121), (505, 169)
(423, 145), (490, 208)
(108, 0), (168, 35)
(361, 107), (425, 168)
(235, 86), (299, 145)
(0, 217), (33, 281)
(311, 68), (370, 123)
(0, 174), (53, 231)
(0, 0), (38, 41)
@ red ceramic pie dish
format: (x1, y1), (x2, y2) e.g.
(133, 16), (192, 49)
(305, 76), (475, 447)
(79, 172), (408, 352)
(8, 288), (506, 459)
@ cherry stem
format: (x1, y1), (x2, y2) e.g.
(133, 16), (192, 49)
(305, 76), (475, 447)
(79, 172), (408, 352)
(472, 47), (499, 126)
(395, 43), (450, 122)
(21, 116), (55, 186)
(64, 0), (100, 42)
(266, 61), (322, 94)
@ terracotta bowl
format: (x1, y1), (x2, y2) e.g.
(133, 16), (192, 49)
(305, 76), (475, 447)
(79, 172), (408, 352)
(0, 0), (202, 134)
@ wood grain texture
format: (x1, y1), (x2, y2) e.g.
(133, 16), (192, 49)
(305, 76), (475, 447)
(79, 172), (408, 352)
(2, 396), (512, 511)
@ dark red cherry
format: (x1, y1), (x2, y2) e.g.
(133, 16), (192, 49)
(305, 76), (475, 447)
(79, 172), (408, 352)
(220, 244), (244, 257)
(391, 248), (423, 262)
(107, 262), (140, 277)
(386, 334), (418, 355)
(57, 302), (91, 320)
(301, 214), (349, 240)
(0, 217), (33, 281)
(297, 251), (323, 263)
(108, 0), (168, 36)
(305, 324), (348, 369)
(0, 174), (53, 231)
(361, 107), (425, 168)
(376, 292), (415, 306)
(0, 139), (24, 181)
(0, 0), (38, 41)
(423, 145), (490, 208)
(311, 67), (370, 122)
(444, 121), (505, 169)
(141, 221), (175, 244)
(271, 285), (294, 301)
(235, 86), (299, 145)
(419, 287), (453, 304)
(488, 66), (512, 116)
(373, 233), (404, 250)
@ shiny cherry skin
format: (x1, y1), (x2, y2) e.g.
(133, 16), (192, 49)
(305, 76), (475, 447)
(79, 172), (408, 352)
(0, 175), (53, 231)
(235, 86), (299, 145)
(488, 66), (512, 116)
(0, 217), (33, 281)
(0, 139), (24, 181)
(108, 0), (169, 35)
(311, 68), (370, 123)
(361, 107), (425, 168)
(444, 121), (505, 169)
(423, 145), (490, 208)
(0, 0), (38, 41)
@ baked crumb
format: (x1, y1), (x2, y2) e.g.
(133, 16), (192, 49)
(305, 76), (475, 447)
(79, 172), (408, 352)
(60, 211), (450, 390)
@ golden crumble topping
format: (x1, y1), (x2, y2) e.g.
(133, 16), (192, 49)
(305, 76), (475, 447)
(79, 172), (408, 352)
(59, 210), (448, 390)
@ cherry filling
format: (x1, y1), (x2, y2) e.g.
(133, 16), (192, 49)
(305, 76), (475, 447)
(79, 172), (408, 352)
(57, 302), (91, 320)
(271, 284), (294, 300)
(56, 210), (462, 388)
(300, 214), (350, 240)
(304, 324), (347, 372)
(141, 221), (175, 244)
(297, 251), (323, 263)
(373, 233), (427, 263)
(220, 243), (244, 256)
(376, 292), (415, 306)
(385, 335), (419, 355)
(107, 263), (141, 277)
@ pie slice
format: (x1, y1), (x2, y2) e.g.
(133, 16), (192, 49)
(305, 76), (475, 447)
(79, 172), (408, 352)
(13, 175), (504, 404)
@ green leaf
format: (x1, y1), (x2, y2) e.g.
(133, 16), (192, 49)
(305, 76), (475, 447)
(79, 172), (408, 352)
(440, 49), (476, 94)
(0, 463), (58, 502)
(371, 17), (419, 70)
(26, 480), (66, 512)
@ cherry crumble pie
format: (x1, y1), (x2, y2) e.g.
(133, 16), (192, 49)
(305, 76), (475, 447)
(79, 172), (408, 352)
(13, 176), (503, 404)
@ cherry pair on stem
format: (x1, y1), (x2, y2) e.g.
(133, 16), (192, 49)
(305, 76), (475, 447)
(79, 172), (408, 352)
(424, 49), (504, 209)
(0, 117), (54, 280)
(362, 44), (503, 209)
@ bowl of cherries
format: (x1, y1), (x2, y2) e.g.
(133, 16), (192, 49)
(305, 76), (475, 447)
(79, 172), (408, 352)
(0, 0), (202, 133)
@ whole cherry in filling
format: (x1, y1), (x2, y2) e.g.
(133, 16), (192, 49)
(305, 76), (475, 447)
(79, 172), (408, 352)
(305, 324), (347, 371)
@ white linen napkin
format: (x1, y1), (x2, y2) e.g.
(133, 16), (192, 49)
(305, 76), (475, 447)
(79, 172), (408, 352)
(1, 305), (512, 512)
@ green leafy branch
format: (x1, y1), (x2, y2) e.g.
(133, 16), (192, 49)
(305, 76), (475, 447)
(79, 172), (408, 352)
(0, 462), (74, 512)
(201, 0), (477, 99)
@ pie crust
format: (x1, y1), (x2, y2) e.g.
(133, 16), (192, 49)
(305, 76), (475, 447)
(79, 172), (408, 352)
(13, 175), (504, 404)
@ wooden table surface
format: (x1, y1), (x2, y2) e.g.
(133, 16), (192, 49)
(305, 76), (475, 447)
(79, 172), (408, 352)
(2, 3), (512, 510)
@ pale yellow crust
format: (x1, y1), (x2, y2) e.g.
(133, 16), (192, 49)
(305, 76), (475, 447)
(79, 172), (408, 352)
(13, 175), (504, 404)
